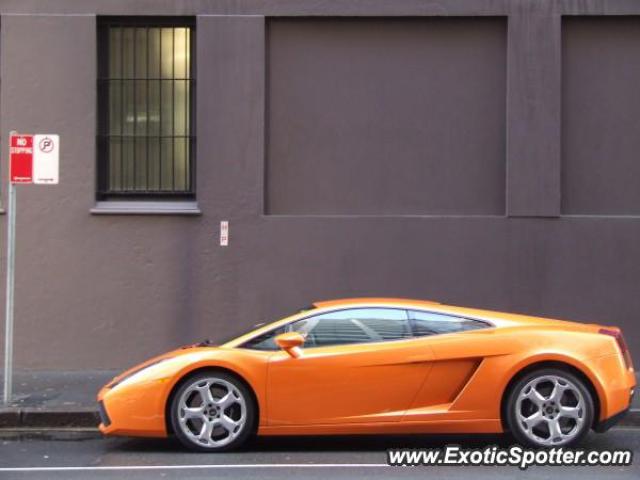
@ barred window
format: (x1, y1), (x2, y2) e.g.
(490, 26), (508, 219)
(98, 18), (195, 199)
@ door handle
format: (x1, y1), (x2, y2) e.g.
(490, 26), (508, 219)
(406, 355), (433, 364)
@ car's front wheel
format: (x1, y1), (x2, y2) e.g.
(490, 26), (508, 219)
(170, 371), (255, 452)
(506, 368), (594, 448)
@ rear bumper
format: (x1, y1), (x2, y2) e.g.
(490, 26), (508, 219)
(591, 353), (636, 421)
(594, 407), (629, 433)
(595, 384), (635, 433)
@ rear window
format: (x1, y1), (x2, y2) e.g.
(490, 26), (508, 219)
(409, 310), (488, 337)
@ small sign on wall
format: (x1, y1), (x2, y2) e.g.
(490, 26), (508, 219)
(220, 221), (229, 246)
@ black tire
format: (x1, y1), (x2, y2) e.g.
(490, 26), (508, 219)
(505, 368), (594, 448)
(170, 371), (256, 452)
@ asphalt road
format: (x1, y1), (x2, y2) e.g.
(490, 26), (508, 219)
(0, 428), (638, 480)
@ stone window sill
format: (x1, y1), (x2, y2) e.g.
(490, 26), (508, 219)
(90, 201), (201, 216)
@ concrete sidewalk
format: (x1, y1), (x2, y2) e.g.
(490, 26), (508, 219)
(0, 370), (117, 428)
(0, 370), (638, 429)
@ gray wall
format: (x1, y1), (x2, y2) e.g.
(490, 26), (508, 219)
(562, 16), (640, 215)
(0, 0), (638, 369)
(266, 17), (506, 215)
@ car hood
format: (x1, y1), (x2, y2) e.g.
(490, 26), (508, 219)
(106, 343), (219, 388)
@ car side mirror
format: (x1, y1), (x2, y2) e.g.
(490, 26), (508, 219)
(275, 332), (305, 358)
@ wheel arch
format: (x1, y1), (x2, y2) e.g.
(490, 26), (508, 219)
(164, 365), (260, 437)
(500, 360), (602, 432)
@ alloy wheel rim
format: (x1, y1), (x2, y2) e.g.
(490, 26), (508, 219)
(177, 378), (247, 447)
(516, 374), (586, 446)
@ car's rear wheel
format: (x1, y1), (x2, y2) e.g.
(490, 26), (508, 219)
(506, 368), (594, 448)
(170, 371), (255, 452)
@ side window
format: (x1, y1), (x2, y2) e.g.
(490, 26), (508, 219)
(409, 310), (487, 337)
(240, 326), (286, 351)
(289, 308), (411, 348)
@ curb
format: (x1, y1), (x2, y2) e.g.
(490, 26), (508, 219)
(0, 408), (638, 431)
(0, 407), (99, 429)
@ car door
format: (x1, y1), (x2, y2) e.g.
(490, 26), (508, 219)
(266, 307), (435, 426)
(401, 309), (500, 421)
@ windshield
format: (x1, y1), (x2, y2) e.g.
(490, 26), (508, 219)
(216, 322), (268, 345)
(214, 305), (317, 346)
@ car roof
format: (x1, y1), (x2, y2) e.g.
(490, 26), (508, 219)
(222, 297), (600, 349)
(312, 297), (440, 309)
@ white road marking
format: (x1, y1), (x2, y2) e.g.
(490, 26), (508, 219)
(0, 463), (389, 472)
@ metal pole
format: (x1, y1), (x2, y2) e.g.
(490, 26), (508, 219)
(3, 136), (16, 405)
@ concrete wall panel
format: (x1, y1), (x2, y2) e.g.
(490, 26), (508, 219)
(266, 18), (506, 215)
(562, 17), (640, 215)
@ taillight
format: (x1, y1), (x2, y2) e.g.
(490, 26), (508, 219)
(599, 328), (633, 369)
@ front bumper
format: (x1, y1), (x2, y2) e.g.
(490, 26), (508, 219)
(98, 400), (111, 427)
(97, 380), (169, 438)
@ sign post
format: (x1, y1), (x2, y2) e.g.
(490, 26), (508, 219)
(3, 138), (15, 405)
(3, 132), (58, 405)
(3, 173), (16, 406)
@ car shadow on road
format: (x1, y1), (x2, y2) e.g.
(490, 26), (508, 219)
(248, 433), (514, 452)
(107, 433), (513, 454)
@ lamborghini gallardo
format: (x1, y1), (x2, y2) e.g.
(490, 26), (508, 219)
(97, 298), (635, 451)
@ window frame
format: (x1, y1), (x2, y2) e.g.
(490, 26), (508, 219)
(96, 16), (197, 201)
(407, 309), (492, 337)
(238, 306), (494, 351)
(287, 307), (413, 348)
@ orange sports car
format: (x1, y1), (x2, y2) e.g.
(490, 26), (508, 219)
(97, 298), (635, 452)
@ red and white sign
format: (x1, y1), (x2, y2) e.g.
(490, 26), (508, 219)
(9, 135), (34, 184)
(9, 133), (59, 185)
